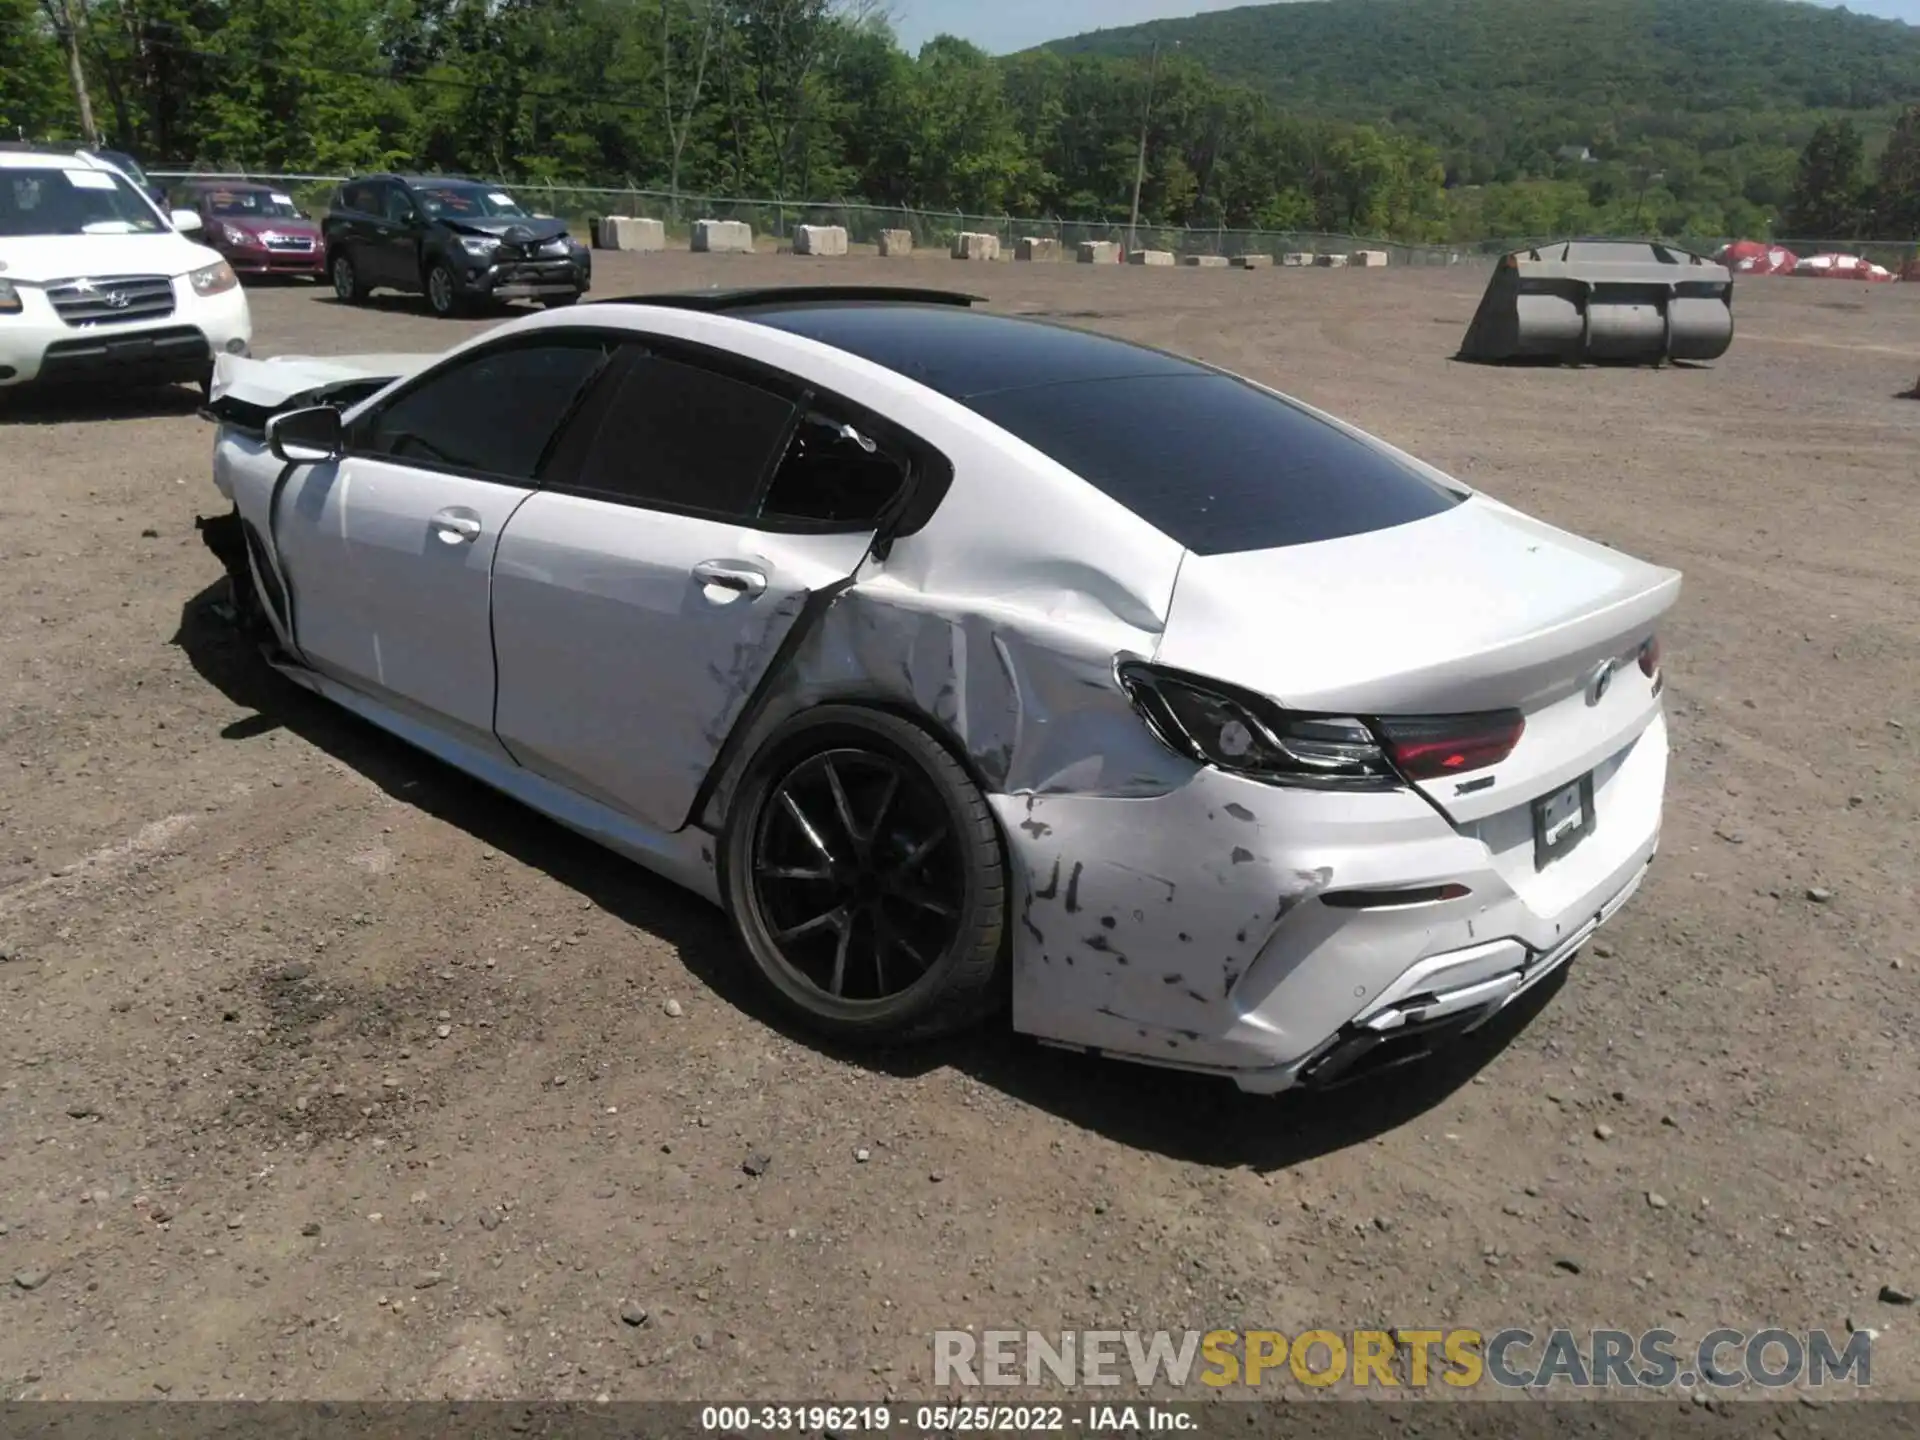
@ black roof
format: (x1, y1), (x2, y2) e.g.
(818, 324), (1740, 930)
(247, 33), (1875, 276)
(705, 294), (1464, 558)
(738, 299), (1206, 401)
(335, 173), (490, 186)
(601, 286), (984, 315)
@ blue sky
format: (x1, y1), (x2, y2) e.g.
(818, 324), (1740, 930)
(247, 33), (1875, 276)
(890, 0), (1920, 56)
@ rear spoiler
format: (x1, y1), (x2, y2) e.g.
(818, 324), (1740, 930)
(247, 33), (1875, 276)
(203, 351), (438, 434)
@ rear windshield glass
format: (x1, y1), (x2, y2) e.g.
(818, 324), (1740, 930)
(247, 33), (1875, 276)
(967, 373), (1463, 555)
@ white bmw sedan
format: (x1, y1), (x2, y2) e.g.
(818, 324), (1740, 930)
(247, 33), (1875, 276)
(200, 286), (1678, 1093)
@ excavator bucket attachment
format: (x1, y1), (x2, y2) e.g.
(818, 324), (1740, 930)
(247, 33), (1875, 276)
(1458, 239), (1734, 365)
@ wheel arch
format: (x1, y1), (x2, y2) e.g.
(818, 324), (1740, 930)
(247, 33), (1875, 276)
(689, 584), (1191, 843)
(702, 688), (1008, 852)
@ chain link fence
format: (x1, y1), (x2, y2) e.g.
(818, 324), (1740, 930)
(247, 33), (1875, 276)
(149, 170), (1916, 273)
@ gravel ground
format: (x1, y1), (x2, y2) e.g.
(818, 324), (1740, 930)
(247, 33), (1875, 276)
(1, 252), (1917, 1403)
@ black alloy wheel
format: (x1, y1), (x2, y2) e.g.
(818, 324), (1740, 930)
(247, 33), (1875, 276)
(724, 707), (1006, 1043)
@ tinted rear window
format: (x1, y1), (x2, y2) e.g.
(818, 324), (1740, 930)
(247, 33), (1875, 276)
(967, 373), (1462, 555)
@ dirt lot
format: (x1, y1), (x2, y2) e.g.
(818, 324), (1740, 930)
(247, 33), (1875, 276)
(1, 253), (1917, 1403)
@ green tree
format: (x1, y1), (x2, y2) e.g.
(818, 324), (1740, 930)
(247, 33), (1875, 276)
(1781, 118), (1866, 237)
(883, 37), (1039, 213)
(1, 0), (67, 140)
(1871, 103), (1920, 239)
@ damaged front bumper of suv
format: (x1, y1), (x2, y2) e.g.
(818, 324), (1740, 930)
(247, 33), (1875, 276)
(455, 240), (590, 303)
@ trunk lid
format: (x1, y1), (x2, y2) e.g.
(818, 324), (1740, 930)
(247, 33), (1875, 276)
(1152, 496), (1680, 824)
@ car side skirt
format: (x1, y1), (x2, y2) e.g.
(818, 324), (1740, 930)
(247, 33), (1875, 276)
(267, 656), (722, 905)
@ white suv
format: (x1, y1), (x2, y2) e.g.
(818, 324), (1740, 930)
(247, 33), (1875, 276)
(0, 147), (252, 392)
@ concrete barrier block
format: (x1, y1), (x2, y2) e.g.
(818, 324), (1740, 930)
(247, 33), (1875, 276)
(877, 229), (913, 257)
(1016, 236), (1062, 262)
(1352, 249), (1389, 267)
(1127, 249), (1175, 266)
(595, 216), (665, 252)
(1077, 241), (1120, 264)
(1282, 252), (1313, 267)
(691, 218), (754, 254)
(792, 224), (848, 257)
(950, 231), (1000, 260)
(1314, 253), (1350, 268)
(1180, 254), (1230, 268)
(1231, 253), (1273, 269)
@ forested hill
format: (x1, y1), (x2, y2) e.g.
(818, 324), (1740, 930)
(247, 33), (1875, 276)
(1043, 0), (1920, 188)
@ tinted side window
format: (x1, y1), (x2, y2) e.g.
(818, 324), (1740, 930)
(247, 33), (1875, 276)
(383, 184), (416, 222)
(568, 354), (795, 516)
(759, 410), (910, 528)
(356, 343), (609, 480)
(340, 182), (376, 214)
(967, 374), (1462, 555)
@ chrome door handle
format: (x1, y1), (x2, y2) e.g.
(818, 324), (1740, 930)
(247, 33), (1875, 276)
(691, 560), (768, 598)
(431, 508), (482, 544)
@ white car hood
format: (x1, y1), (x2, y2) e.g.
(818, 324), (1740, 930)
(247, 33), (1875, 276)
(210, 352), (441, 411)
(0, 230), (222, 284)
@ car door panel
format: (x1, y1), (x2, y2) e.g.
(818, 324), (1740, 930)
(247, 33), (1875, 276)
(490, 492), (873, 829)
(366, 182), (411, 288)
(276, 455), (528, 762)
(266, 336), (614, 762)
(335, 182), (381, 284)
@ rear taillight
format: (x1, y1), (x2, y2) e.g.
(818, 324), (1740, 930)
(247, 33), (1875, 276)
(1117, 662), (1527, 791)
(1117, 662), (1399, 788)
(1638, 634), (1663, 692)
(1370, 712), (1526, 782)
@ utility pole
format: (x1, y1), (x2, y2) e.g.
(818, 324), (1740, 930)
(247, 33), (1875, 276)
(42, 0), (100, 145)
(1127, 40), (1163, 254)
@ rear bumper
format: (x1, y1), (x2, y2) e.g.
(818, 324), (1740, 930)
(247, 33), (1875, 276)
(1280, 852), (1649, 1092)
(998, 710), (1668, 1092)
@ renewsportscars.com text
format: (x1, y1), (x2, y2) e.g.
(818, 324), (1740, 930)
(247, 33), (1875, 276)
(932, 1327), (1872, 1390)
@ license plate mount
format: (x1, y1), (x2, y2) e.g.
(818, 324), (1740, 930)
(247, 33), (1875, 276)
(1532, 773), (1596, 869)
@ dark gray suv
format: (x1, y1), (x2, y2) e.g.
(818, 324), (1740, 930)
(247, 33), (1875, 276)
(321, 174), (590, 317)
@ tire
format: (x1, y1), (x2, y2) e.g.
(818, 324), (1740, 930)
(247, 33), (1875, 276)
(331, 251), (366, 304)
(425, 261), (464, 318)
(543, 293), (580, 308)
(722, 705), (1007, 1046)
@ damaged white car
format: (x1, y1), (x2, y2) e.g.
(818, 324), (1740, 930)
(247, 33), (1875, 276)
(199, 286), (1678, 1093)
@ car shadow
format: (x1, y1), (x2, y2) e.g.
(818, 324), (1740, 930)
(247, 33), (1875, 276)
(314, 292), (529, 321)
(314, 292), (435, 316)
(1, 385), (204, 425)
(173, 578), (1559, 1173)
